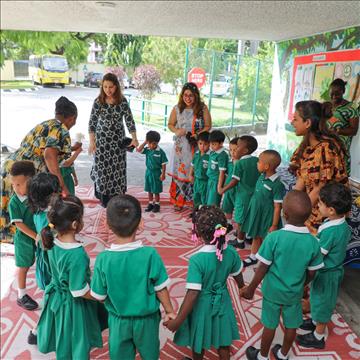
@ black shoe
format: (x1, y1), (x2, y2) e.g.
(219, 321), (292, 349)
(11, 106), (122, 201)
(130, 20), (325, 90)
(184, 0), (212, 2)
(27, 330), (37, 345)
(245, 235), (253, 244)
(152, 204), (160, 213)
(145, 203), (154, 212)
(228, 239), (245, 249)
(245, 346), (260, 360)
(16, 294), (38, 311)
(271, 344), (288, 360)
(243, 257), (258, 268)
(297, 332), (325, 349)
(227, 223), (234, 233)
(300, 318), (316, 331)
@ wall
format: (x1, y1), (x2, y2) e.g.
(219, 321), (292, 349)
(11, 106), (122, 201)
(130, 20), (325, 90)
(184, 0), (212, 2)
(0, 60), (15, 81)
(70, 63), (105, 83)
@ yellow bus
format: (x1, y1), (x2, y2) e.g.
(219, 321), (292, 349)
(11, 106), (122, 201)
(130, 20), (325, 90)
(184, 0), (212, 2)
(29, 55), (69, 87)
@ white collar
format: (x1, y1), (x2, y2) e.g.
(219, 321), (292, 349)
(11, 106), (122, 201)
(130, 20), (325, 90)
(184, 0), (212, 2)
(197, 244), (217, 253)
(54, 238), (83, 249)
(318, 217), (346, 233)
(17, 194), (28, 203)
(241, 155), (252, 160)
(282, 224), (310, 234)
(107, 240), (143, 252)
(214, 147), (224, 154)
(206, 150), (211, 155)
(265, 173), (279, 182)
(146, 146), (160, 151)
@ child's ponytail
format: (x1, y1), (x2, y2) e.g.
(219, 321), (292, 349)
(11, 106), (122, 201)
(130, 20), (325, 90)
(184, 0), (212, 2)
(41, 223), (56, 250)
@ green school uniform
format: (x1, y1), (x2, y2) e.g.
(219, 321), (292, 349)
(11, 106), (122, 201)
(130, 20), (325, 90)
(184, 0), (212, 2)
(61, 166), (75, 195)
(232, 155), (260, 224)
(222, 159), (237, 214)
(191, 150), (210, 207)
(206, 148), (229, 206)
(257, 225), (324, 329)
(38, 239), (105, 360)
(174, 245), (242, 354)
(91, 241), (170, 360)
(8, 194), (36, 267)
(310, 217), (351, 323)
(242, 173), (285, 239)
(142, 146), (168, 195)
(33, 211), (52, 290)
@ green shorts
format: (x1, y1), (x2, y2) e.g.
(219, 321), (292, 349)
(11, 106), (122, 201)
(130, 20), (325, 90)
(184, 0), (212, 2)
(109, 311), (161, 360)
(145, 170), (162, 194)
(193, 178), (208, 208)
(222, 189), (236, 214)
(234, 193), (251, 225)
(206, 179), (222, 206)
(14, 232), (36, 268)
(310, 269), (344, 323)
(261, 297), (303, 329)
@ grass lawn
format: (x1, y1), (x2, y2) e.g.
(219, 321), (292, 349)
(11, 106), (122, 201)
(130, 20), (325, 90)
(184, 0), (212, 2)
(0, 81), (34, 89)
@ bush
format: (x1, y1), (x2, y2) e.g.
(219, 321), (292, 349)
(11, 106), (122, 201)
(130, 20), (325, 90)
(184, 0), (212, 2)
(133, 65), (161, 100)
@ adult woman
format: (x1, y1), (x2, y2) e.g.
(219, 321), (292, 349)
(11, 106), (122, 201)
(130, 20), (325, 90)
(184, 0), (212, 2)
(1, 96), (79, 239)
(291, 100), (348, 232)
(326, 78), (359, 175)
(167, 82), (212, 211)
(88, 73), (138, 207)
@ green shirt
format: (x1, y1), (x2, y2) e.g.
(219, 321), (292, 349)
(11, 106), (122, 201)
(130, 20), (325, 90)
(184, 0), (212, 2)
(91, 241), (169, 317)
(33, 211), (48, 233)
(257, 225), (324, 305)
(142, 146), (168, 173)
(232, 155), (260, 194)
(191, 151), (210, 180)
(8, 194), (36, 241)
(206, 148), (229, 181)
(317, 217), (351, 272)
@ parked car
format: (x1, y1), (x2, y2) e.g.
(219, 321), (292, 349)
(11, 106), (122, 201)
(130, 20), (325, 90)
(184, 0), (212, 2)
(202, 74), (232, 97)
(83, 72), (102, 87)
(122, 75), (130, 89)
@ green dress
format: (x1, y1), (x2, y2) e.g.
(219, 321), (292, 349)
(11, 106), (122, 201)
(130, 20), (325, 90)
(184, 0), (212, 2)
(191, 150), (210, 208)
(60, 166), (75, 195)
(174, 245), (242, 354)
(310, 217), (351, 323)
(242, 173), (285, 238)
(38, 239), (105, 360)
(221, 159), (236, 214)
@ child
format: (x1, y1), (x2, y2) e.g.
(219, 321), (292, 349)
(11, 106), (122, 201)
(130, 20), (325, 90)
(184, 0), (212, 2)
(242, 150), (285, 266)
(90, 194), (175, 359)
(165, 206), (245, 359)
(241, 190), (324, 360)
(189, 131), (210, 208)
(206, 130), (229, 206)
(8, 161), (38, 310)
(28, 172), (62, 290)
(297, 182), (352, 349)
(219, 135), (260, 249)
(36, 195), (105, 359)
(137, 130), (168, 213)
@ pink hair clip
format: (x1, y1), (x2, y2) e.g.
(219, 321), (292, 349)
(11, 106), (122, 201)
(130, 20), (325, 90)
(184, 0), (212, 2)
(191, 222), (198, 245)
(210, 224), (228, 261)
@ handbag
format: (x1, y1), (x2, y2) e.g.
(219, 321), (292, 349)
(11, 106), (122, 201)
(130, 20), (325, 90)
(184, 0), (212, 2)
(120, 137), (135, 152)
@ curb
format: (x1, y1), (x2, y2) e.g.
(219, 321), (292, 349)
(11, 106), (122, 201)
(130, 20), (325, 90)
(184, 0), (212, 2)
(1, 87), (39, 93)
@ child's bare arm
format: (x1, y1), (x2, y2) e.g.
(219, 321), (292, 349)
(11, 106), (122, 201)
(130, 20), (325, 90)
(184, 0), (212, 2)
(160, 164), (166, 181)
(136, 141), (147, 153)
(269, 203), (282, 232)
(156, 287), (175, 316)
(305, 270), (316, 286)
(233, 273), (245, 289)
(219, 178), (239, 195)
(240, 262), (269, 299)
(189, 166), (194, 183)
(14, 222), (37, 241)
(217, 170), (226, 193)
(62, 147), (82, 167)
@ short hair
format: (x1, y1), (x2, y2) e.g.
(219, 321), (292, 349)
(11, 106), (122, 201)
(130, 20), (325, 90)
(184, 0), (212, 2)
(55, 96), (77, 118)
(10, 161), (35, 177)
(146, 130), (161, 143)
(330, 78), (347, 93)
(209, 130), (225, 143)
(319, 182), (352, 215)
(230, 137), (239, 145)
(107, 194), (142, 237)
(261, 149), (281, 169)
(197, 131), (209, 142)
(283, 190), (312, 224)
(239, 135), (258, 154)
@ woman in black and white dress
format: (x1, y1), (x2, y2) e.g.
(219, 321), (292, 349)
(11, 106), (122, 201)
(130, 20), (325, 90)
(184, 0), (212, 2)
(88, 73), (139, 207)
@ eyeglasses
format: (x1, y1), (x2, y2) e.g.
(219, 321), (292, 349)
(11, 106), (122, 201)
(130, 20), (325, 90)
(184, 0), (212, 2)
(183, 94), (195, 99)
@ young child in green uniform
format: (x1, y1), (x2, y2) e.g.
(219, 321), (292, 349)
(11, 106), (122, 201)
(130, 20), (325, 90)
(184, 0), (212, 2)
(137, 130), (168, 213)
(219, 135), (260, 249)
(8, 161), (38, 311)
(242, 150), (285, 267)
(35, 195), (106, 359)
(91, 194), (175, 360)
(189, 131), (210, 208)
(165, 206), (245, 359)
(60, 141), (82, 195)
(206, 130), (229, 206)
(297, 183), (352, 349)
(241, 190), (324, 360)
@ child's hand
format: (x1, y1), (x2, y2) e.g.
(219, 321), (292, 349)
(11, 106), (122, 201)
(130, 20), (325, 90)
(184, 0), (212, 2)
(164, 318), (179, 332)
(240, 286), (254, 300)
(73, 177), (79, 187)
(217, 185), (224, 195)
(268, 225), (277, 233)
(160, 173), (166, 181)
(189, 175), (194, 183)
(163, 312), (177, 323)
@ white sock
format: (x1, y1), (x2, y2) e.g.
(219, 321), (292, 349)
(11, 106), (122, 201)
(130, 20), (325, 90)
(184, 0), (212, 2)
(148, 202), (153, 205)
(257, 353), (268, 360)
(314, 331), (324, 340)
(277, 348), (288, 359)
(18, 288), (27, 299)
(31, 328), (37, 335)
(249, 253), (257, 260)
(227, 219), (232, 224)
(237, 238), (244, 243)
(155, 202), (160, 205)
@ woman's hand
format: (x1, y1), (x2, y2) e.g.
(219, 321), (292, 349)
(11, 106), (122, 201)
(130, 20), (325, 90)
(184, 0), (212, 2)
(130, 138), (139, 148)
(175, 128), (187, 137)
(88, 141), (96, 155)
(72, 142), (82, 151)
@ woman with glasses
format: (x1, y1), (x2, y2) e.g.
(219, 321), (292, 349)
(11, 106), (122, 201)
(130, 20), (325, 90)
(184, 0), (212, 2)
(167, 82), (212, 211)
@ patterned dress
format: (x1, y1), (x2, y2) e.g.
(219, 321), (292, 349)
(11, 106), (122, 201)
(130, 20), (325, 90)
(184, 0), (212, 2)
(168, 105), (205, 207)
(88, 98), (136, 204)
(1, 119), (71, 240)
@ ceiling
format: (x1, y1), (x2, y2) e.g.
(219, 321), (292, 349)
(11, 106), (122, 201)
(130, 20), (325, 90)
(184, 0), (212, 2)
(1, 1), (359, 41)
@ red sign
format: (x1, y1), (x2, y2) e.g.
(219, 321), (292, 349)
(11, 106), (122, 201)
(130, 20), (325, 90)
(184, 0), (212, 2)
(187, 67), (206, 88)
